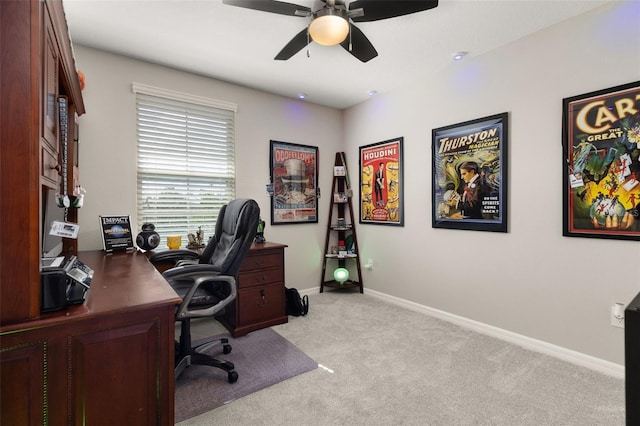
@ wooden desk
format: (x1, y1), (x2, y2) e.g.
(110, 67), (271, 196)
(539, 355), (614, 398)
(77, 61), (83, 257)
(0, 250), (181, 426)
(217, 242), (289, 336)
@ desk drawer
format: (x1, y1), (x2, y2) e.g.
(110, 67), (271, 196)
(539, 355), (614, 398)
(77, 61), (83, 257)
(238, 268), (282, 289)
(239, 251), (282, 273)
(216, 242), (288, 336)
(237, 283), (285, 326)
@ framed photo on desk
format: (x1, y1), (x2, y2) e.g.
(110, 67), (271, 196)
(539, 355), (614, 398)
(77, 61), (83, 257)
(99, 215), (134, 252)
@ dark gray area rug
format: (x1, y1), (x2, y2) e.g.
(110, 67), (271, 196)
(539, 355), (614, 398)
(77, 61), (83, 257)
(175, 327), (317, 423)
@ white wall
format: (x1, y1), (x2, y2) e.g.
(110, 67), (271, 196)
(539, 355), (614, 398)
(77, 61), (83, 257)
(74, 1), (639, 366)
(343, 1), (640, 365)
(73, 46), (343, 296)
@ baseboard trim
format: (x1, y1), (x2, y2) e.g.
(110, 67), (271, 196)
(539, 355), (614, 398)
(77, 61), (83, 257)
(305, 287), (624, 379)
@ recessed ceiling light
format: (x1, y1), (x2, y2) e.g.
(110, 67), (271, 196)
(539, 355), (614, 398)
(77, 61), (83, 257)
(453, 52), (467, 61)
(297, 93), (307, 100)
(368, 90), (378, 97)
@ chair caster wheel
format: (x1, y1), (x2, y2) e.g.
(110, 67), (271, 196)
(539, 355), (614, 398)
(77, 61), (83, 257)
(223, 344), (232, 354)
(228, 371), (238, 383)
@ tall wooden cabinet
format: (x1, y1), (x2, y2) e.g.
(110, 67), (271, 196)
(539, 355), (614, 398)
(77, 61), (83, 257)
(1, 0), (85, 324)
(320, 153), (364, 293)
(1, 2), (181, 424)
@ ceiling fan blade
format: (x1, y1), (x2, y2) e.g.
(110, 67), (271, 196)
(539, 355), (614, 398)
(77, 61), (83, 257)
(274, 28), (311, 60)
(222, 0), (311, 17)
(349, 0), (438, 22)
(340, 24), (377, 63)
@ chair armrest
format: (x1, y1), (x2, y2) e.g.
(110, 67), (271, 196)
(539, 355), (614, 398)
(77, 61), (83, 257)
(149, 249), (199, 265)
(176, 274), (237, 319)
(162, 264), (222, 280)
(175, 259), (198, 267)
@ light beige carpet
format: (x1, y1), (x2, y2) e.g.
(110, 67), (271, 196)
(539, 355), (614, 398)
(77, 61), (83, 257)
(178, 291), (625, 425)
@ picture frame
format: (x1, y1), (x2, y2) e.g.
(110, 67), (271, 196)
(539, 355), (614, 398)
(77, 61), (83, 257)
(432, 113), (509, 233)
(269, 140), (319, 225)
(359, 137), (404, 226)
(562, 81), (640, 241)
(99, 215), (134, 252)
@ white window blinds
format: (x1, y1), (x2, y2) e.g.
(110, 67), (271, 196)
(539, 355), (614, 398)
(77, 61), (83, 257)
(134, 84), (236, 244)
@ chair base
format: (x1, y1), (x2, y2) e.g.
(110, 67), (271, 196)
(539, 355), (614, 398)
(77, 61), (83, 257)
(175, 319), (239, 383)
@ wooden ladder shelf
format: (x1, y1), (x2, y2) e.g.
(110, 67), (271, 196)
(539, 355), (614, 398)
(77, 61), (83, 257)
(320, 152), (364, 293)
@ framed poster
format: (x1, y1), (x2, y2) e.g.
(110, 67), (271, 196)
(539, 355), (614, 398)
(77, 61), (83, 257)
(562, 81), (640, 240)
(359, 137), (404, 226)
(269, 140), (319, 225)
(432, 113), (508, 232)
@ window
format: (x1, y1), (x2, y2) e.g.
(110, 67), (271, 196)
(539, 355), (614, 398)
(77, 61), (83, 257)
(133, 83), (237, 245)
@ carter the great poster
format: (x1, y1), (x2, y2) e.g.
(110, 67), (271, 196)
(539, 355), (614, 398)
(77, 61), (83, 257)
(563, 81), (640, 240)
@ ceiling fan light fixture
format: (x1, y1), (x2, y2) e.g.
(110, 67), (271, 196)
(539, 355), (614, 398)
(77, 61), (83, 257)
(309, 8), (349, 46)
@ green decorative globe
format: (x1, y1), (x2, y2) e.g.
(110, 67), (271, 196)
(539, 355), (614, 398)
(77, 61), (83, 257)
(334, 267), (349, 284)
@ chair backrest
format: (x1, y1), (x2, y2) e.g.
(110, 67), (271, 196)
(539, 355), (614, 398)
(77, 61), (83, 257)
(199, 199), (260, 277)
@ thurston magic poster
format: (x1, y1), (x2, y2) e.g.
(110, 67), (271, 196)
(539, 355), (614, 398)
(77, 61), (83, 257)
(432, 113), (508, 232)
(359, 138), (404, 226)
(563, 81), (640, 240)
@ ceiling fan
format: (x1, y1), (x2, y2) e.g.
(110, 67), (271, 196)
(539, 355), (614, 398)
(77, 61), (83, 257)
(222, 0), (439, 62)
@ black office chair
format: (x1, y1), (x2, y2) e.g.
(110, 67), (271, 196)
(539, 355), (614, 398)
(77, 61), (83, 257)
(150, 198), (259, 383)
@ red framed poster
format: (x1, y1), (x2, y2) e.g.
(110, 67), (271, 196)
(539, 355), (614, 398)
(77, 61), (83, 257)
(359, 137), (404, 226)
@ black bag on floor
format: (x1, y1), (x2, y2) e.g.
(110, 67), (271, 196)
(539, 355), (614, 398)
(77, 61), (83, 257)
(285, 287), (309, 317)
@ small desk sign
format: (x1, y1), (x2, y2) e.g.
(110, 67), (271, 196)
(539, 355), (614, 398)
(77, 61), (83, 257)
(50, 221), (80, 239)
(99, 215), (134, 252)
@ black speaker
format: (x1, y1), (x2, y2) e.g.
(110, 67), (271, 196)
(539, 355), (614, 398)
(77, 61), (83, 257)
(626, 292), (640, 425)
(41, 269), (68, 312)
(136, 223), (160, 251)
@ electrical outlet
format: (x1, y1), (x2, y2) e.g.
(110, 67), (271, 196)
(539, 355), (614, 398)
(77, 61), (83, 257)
(611, 304), (625, 328)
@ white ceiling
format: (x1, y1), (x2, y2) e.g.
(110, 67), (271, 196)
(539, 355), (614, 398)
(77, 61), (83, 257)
(62, 0), (612, 109)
